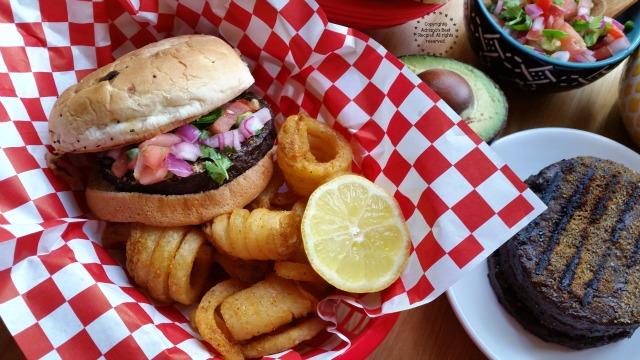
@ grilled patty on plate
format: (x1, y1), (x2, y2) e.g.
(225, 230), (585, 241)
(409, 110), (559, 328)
(488, 156), (640, 349)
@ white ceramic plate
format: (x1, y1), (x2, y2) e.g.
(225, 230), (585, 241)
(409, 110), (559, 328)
(446, 128), (640, 360)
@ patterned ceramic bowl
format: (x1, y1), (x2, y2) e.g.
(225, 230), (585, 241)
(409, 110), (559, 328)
(464, 0), (640, 91)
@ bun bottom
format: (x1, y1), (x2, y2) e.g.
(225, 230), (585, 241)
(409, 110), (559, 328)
(86, 150), (275, 226)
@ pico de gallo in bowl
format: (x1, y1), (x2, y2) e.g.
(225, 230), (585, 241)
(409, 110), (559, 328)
(485, 0), (634, 62)
(465, 0), (640, 90)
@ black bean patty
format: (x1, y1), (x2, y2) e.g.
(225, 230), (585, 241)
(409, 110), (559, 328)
(99, 92), (276, 195)
(488, 156), (640, 349)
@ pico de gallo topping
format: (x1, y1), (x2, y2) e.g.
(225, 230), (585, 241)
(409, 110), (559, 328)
(102, 97), (272, 186)
(486, 0), (634, 62)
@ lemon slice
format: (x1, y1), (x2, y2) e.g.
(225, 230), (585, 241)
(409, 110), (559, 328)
(301, 174), (411, 293)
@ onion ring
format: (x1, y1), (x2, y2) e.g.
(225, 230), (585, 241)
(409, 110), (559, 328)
(213, 251), (272, 284)
(168, 228), (214, 305)
(195, 279), (246, 360)
(276, 113), (353, 197)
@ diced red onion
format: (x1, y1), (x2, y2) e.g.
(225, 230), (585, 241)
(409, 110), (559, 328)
(171, 141), (201, 161)
(252, 107), (272, 125)
(605, 17), (625, 30)
(551, 51), (571, 61)
(493, 0), (503, 15)
(238, 107), (271, 138)
(525, 4), (543, 19)
(164, 153), (194, 177)
(608, 36), (631, 56)
(577, 0), (592, 16)
(574, 51), (596, 62)
(220, 131), (235, 150)
(531, 16), (544, 31)
(200, 135), (219, 149)
(174, 124), (201, 143)
(199, 107), (271, 151)
(233, 129), (242, 150)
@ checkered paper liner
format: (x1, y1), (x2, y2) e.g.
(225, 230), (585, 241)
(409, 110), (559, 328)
(0, 0), (546, 359)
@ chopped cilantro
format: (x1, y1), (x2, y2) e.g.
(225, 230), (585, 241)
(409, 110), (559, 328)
(125, 148), (138, 161)
(542, 29), (568, 39)
(200, 145), (233, 184)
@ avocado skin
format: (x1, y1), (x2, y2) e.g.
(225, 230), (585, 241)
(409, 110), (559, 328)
(399, 55), (508, 143)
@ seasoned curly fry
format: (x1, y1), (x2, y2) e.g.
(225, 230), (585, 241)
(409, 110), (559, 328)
(125, 224), (215, 305)
(126, 224), (165, 289)
(147, 226), (189, 303)
(274, 261), (326, 284)
(203, 207), (300, 261)
(220, 274), (316, 342)
(276, 113), (353, 197)
(213, 251), (272, 284)
(241, 315), (328, 359)
(195, 279), (246, 360)
(168, 228), (214, 305)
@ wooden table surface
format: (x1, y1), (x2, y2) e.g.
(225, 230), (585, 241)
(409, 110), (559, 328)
(1, 0), (638, 359)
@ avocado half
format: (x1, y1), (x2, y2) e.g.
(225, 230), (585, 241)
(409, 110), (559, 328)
(399, 55), (508, 143)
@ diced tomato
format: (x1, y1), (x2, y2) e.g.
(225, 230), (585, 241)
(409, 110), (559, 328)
(111, 152), (129, 178)
(556, 22), (587, 54)
(536, 0), (553, 12)
(141, 133), (182, 147)
(138, 166), (169, 185)
(141, 145), (170, 169)
(209, 100), (254, 134)
(608, 25), (626, 40)
(548, 4), (565, 18)
(593, 45), (612, 60)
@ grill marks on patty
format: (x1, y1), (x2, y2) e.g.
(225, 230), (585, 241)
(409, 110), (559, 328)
(488, 156), (640, 349)
(527, 158), (640, 308)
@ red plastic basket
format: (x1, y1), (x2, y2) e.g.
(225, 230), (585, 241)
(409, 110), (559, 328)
(334, 303), (400, 359)
(317, 0), (447, 29)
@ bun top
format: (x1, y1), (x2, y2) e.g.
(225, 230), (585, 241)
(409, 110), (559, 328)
(48, 35), (255, 154)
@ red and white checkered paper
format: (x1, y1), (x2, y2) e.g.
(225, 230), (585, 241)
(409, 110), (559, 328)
(0, 0), (546, 359)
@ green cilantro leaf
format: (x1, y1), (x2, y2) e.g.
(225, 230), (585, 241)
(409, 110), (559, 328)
(200, 145), (233, 184)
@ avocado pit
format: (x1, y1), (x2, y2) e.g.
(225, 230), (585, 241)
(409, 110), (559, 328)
(418, 68), (475, 115)
(400, 55), (509, 143)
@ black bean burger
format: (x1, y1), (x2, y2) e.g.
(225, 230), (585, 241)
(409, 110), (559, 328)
(488, 156), (640, 349)
(47, 35), (276, 226)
